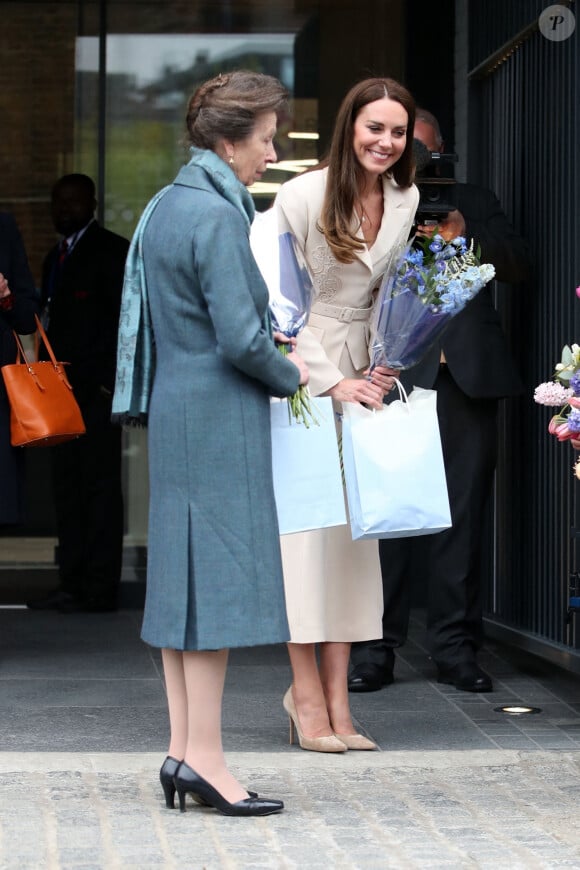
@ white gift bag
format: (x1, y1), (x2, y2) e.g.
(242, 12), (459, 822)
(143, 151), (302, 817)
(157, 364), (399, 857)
(341, 384), (451, 540)
(271, 396), (347, 535)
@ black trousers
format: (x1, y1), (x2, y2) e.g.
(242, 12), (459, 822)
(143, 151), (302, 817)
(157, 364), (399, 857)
(352, 367), (498, 670)
(51, 391), (123, 605)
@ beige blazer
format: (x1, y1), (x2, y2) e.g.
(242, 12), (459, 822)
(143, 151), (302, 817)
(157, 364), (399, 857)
(275, 167), (419, 395)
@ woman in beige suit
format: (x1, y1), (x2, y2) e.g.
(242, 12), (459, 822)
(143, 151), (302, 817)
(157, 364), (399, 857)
(275, 78), (419, 751)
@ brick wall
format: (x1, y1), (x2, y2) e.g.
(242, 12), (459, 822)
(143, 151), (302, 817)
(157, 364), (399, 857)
(1, 3), (77, 284)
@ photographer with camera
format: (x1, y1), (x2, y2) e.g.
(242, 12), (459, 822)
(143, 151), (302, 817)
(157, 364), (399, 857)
(349, 108), (531, 694)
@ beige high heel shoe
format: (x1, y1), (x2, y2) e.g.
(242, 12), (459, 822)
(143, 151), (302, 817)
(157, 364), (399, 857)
(333, 732), (378, 751)
(282, 688), (347, 753)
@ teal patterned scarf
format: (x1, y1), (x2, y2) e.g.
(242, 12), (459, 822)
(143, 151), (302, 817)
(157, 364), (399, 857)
(112, 147), (255, 424)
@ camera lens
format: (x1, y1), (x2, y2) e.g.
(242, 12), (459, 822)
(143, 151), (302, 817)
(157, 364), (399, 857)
(424, 187), (442, 204)
(412, 139), (432, 173)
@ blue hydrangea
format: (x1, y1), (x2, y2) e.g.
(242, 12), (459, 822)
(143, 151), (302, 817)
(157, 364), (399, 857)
(385, 235), (495, 314)
(568, 409), (580, 433)
(569, 372), (580, 396)
(406, 249), (423, 266)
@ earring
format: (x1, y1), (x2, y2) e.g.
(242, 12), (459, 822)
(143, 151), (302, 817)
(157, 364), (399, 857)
(229, 156), (235, 167)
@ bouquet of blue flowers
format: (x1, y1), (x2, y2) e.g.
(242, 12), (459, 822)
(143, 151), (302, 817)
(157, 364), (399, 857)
(250, 209), (318, 425)
(369, 232), (496, 371)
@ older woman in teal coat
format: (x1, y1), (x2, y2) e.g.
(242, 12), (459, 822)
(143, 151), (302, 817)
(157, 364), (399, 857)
(113, 72), (308, 817)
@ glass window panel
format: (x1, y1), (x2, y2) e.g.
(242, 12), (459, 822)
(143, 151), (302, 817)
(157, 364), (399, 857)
(5, 0), (393, 558)
(83, 4), (321, 549)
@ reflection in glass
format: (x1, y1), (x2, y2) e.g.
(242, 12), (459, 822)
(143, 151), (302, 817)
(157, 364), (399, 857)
(74, 25), (320, 550)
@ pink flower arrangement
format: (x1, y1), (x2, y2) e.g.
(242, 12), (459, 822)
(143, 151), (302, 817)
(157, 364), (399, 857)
(534, 286), (580, 476)
(548, 417), (576, 441)
(534, 382), (573, 406)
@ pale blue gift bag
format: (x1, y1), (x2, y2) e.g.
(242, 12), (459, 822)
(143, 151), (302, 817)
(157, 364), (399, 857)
(341, 384), (451, 540)
(270, 396), (347, 535)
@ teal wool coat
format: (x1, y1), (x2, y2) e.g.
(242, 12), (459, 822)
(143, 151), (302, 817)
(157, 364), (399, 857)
(140, 162), (300, 650)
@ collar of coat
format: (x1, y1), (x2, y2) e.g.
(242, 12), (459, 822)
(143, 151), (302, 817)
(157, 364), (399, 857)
(174, 147), (255, 231)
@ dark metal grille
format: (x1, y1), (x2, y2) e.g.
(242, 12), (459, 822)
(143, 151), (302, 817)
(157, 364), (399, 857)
(468, 0), (573, 68)
(470, 1), (580, 650)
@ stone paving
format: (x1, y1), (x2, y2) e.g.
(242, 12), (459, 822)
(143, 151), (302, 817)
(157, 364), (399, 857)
(3, 608), (580, 867)
(2, 751), (580, 868)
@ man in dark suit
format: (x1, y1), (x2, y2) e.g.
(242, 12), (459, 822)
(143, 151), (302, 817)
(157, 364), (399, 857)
(349, 110), (531, 692)
(27, 174), (129, 612)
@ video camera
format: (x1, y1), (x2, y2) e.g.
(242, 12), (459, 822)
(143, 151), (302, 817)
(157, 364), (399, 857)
(413, 139), (458, 226)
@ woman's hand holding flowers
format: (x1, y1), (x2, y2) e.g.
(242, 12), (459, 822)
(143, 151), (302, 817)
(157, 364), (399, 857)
(326, 377), (384, 410)
(273, 331), (296, 349)
(274, 330), (309, 384)
(365, 364), (399, 394)
(287, 350), (309, 386)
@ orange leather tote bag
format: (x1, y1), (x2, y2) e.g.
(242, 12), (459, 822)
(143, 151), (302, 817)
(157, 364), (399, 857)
(1, 315), (86, 447)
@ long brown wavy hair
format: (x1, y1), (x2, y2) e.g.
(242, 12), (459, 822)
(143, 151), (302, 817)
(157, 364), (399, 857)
(319, 77), (415, 264)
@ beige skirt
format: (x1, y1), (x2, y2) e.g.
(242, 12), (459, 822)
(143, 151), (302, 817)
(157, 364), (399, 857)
(280, 522), (383, 644)
(281, 314), (383, 643)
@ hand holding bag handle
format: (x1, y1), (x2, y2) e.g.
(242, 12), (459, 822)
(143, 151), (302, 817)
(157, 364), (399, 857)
(1, 314), (86, 447)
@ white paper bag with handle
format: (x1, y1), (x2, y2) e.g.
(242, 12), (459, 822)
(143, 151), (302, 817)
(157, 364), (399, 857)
(341, 384), (451, 540)
(271, 396), (347, 535)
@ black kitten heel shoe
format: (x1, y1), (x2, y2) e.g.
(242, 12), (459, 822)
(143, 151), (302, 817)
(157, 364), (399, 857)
(174, 763), (284, 816)
(160, 755), (181, 808)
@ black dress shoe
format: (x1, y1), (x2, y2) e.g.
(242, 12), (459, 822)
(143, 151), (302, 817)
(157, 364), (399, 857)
(437, 662), (493, 693)
(160, 755), (181, 808)
(174, 763), (283, 816)
(348, 663), (394, 693)
(26, 589), (77, 611)
(160, 756), (258, 809)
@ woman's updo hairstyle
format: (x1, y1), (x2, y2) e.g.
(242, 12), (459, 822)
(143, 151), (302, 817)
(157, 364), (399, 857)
(186, 70), (288, 149)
